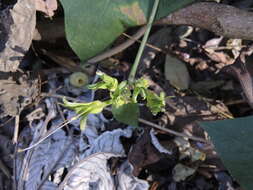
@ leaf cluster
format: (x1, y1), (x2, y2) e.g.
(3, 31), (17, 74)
(63, 71), (166, 129)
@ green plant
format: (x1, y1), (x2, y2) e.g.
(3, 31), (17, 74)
(63, 0), (166, 130)
(64, 71), (165, 130)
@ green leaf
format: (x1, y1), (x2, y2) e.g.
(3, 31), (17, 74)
(146, 90), (165, 115)
(63, 98), (108, 115)
(112, 103), (139, 127)
(59, 0), (195, 61)
(63, 98), (109, 130)
(88, 71), (118, 92)
(112, 81), (130, 101)
(200, 116), (253, 190)
(132, 77), (149, 102)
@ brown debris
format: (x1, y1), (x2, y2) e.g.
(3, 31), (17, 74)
(0, 0), (36, 72)
(0, 72), (39, 118)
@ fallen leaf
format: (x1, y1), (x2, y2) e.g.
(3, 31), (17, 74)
(128, 129), (176, 176)
(0, 72), (39, 117)
(0, 0), (36, 71)
(164, 54), (191, 89)
(173, 164), (196, 182)
(35, 0), (58, 17)
(59, 153), (149, 190)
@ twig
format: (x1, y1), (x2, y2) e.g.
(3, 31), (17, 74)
(13, 144), (18, 190)
(192, 91), (234, 119)
(159, 2), (253, 40)
(41, 93), (82, 102)
(0, 159), (11, 179)
(122, 32), (163, 52)
(103, 106), (207, 143)
(225, 99), (245, 106)
(12, 115), (20, 144)
(0, 117), (14, 128)
(138, 118), (208, 143)
(87, 26), (147, 64)
(18, 114), (81, 152)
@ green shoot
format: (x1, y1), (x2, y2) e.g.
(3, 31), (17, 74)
(63, 72), (165, 129)
(128, 0), (160, 83)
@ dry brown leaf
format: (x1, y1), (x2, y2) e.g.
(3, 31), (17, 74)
(36, 0), (57, 17)
(0, 0), (36, 72)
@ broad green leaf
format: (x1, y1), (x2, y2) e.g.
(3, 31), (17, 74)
(201, 116), (253, 190)
(112, 103), (139, 127)
(59, 0), (195, 61)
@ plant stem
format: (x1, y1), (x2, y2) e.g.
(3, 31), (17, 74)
(128, 0), (160, 83)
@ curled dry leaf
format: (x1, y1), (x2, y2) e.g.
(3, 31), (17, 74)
(81, 127), (133, 158)
(117, 161), (149, 190)
(150, 129), (172, 155)
(128, 129), (176, 176)
(59, 153), (149, 190)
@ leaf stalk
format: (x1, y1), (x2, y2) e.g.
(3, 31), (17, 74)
(128, 0), (160, 83)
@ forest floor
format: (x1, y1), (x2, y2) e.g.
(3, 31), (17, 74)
(0, 0), (252, 189)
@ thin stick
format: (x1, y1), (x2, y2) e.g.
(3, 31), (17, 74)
(12, 115), (20, 144)
(122, 32), (163, 52)
(128, 0), (160, 83)
(0, 117), (14, 128)
(87, 26), (146, 63)
(138, 118), (208, 143)
(0, 159), (11, 178)
(192, 90), (234, 119)
(18, 114), (81, 152)
(41, 93), (80, 102)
